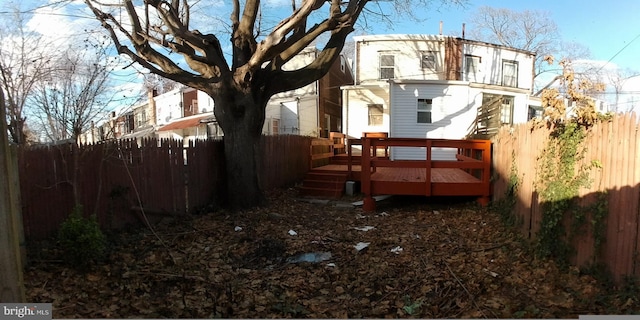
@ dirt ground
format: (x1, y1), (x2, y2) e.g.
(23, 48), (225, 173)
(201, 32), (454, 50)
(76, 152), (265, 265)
(25, 188), (640, 318)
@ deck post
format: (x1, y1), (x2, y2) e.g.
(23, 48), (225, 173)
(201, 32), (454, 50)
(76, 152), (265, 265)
(425, 140), (432, 196)
(361, 137), (375, 212)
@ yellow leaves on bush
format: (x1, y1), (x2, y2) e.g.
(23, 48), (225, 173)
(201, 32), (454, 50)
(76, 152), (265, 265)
(541, 56), (606, 127)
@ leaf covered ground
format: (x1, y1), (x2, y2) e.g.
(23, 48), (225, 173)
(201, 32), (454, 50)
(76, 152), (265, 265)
(25, 188), (640, 318)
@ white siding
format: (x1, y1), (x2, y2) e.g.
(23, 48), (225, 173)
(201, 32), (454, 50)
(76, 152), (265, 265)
(342, 86), (390, 139)
(298, 96), (319, 136)
(196, 90), (215, 113)
(354, 35), (446, 84)
(389, 82), (476, 160)
(462, 43), (534, 91)
(155, 89), (183, 125)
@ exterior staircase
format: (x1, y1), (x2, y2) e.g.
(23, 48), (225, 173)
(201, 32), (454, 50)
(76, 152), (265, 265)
(299, 171), (348, 199)
(299, 132), (382, 199)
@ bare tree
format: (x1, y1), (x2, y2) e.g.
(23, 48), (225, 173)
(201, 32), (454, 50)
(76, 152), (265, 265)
(606, 68), (639, 112)
(468, 6), (560, 80)
(0, 6), (55, 145)
(85, 0), (463, 210)
(30, 43), (113, 143)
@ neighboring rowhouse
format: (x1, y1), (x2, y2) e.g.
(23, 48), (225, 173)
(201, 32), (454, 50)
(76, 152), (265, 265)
(83, 46), (353, 143)
(342, 34), (538, 160)
(263, 46), (354, 137)
(154, 87), (217, 146)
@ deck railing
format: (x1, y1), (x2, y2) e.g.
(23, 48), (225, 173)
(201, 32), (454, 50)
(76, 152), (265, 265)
(359, 137), (492, 211)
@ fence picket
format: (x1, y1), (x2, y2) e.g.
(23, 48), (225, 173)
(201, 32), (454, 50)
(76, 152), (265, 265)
(18, 135), (312, 240)
(492, 113), (640, 282)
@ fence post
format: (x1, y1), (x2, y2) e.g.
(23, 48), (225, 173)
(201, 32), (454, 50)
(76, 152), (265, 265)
(0, 89), (26, 302)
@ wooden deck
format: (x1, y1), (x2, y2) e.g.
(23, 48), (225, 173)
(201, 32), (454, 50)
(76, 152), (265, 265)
(311, 134), (492, 211)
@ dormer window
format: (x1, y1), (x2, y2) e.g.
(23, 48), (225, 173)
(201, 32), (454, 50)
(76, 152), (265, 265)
(379, 54), (395, 80)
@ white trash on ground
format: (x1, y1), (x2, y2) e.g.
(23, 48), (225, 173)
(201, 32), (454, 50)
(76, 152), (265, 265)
(354, 242), (370, 251)
(286, 252), (332, 263)
(288, 229), (298, 236)
(353, 226), (376, 231)
(390, 246), (403, 254)
(234, 226), (243, 232)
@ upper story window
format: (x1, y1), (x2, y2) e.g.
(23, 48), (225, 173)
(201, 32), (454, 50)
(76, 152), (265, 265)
(465, 55), (481, 82)
(417, 99), (433, 124)
(502, 60), (518, 87)
(421, 51), (438, 71)
(379, 54), (395, 79)
(368, 104), (384, 126)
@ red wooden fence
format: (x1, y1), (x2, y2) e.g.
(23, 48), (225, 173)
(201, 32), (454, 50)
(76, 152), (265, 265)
(19, 135), (312, 240)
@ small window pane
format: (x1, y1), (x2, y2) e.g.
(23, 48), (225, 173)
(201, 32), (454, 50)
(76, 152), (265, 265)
(421, 52), (437, 70)
(380, 55), (394, 66)
(417, 112), (432, 123)
(368, 104), (383, 126)
(417, 99), (433, 124)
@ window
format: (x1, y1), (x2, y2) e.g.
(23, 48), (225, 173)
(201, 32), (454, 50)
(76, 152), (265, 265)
(421, 51), (438, 70)
(379, 54), (395, 79)
(528, 106), (541, 121)
(368, 104), (383, 126)
(500, 96), (514, 124)
(323, 114), (331, 138)
(502, 60), (518, 87)
(465, 55), (481, 82)
(417, 99), (433, 123)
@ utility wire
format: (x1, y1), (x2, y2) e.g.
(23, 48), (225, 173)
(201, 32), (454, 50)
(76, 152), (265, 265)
(596, 32), (640, 73)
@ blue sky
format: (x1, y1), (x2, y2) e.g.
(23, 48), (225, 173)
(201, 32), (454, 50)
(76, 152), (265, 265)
(383, 0), (640, 72)
(4, 0), (640, 112)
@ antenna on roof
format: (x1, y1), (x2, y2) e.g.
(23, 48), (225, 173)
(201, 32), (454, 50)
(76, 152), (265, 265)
(439, 21), (443, 35)
(462, 23), (466, 39)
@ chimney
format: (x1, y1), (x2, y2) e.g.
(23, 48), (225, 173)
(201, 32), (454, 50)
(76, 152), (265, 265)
(462, 23), (466, 39)
(148, 89), (157, 126)
(439, 21), (443, 35)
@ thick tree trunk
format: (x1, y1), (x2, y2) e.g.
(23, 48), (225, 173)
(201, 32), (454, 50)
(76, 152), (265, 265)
(213, 86), (267, 210)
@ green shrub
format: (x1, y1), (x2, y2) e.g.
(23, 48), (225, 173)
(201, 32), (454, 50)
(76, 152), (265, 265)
(58, 205), (106, 268)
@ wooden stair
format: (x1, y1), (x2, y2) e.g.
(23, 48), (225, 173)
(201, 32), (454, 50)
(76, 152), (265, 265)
(299, 171), (348, 199)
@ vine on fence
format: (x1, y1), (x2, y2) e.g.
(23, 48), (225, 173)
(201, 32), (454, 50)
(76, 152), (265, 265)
(492, 151), (522, 228)
(532, 57), (609, 266)
(534, 121), (594, 263)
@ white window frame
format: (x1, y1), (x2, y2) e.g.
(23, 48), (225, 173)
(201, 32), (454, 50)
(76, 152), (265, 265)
(500, 96), (514, 124)
(502, 60), (518, 87)
(417, 99), (433, 124)
(379, 54), (395, 80)
(465, 55), (481, 82)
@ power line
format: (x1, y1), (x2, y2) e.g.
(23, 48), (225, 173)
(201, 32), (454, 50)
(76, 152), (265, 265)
(596, 32), (640, 73)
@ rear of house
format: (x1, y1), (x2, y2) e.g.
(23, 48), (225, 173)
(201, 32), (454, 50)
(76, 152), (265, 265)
(342, 34), (537, 160)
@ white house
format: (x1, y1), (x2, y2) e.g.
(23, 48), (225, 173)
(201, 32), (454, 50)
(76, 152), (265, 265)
(342, 34), (537, 160)
(264, 46), (354, 137)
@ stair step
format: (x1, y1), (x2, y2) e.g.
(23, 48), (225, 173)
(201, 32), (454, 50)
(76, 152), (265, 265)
(299, 186), (344, 199)
(305, 172), (347, 182)
(303, 179), (345, 189)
